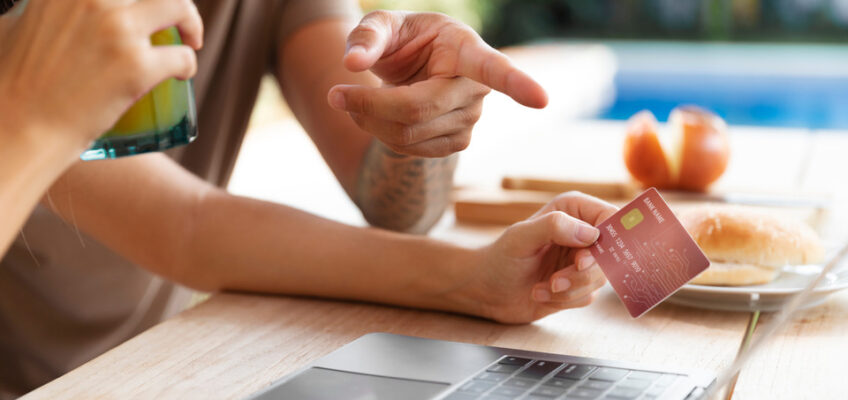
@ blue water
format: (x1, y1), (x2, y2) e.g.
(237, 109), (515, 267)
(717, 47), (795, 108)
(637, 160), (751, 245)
(585, 41), (848, 130)
(599, 70), (848, 129)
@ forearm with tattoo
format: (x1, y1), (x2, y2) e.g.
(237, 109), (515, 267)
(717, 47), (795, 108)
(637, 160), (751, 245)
(354, 140), (457, 234)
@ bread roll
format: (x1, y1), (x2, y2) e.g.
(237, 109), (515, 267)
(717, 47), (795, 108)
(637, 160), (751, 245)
(689, 262), (779, 286)
(680, 206), (824, 286)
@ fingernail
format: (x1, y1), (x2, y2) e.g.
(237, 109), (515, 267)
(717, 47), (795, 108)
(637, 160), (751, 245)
(577, 256), (596, 271)
(576, 224), (599, 244)
(329, 90), (345, 110)
(552, 278), (571, 293)
(533, 288), (551, 302)
(346, 45), (367, 56)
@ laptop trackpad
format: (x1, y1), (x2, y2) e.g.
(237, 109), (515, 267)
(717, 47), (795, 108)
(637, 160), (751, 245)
(252, 367), (449, 400)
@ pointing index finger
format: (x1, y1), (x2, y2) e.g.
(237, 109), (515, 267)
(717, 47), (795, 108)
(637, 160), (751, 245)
(451, 34), (548, 109)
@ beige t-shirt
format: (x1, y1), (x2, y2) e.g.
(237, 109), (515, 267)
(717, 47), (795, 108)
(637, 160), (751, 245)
(0, 0), (358, 397)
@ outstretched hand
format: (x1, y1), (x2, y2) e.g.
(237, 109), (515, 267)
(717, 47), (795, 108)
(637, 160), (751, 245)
(463, 192), (618, 324)
(328, 11), (548, 157)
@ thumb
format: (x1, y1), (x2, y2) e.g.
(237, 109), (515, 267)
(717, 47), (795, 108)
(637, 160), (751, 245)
(343, 10), (398, 72)
(501, 211), (600, 259)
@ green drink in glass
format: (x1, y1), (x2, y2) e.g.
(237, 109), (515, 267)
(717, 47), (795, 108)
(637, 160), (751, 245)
(80, 27), (198, 160)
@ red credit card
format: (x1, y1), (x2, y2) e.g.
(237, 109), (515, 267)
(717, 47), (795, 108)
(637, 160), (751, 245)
(590, 188), (710, 318)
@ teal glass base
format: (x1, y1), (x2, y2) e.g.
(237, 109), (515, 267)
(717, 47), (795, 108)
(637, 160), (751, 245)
(80, 116), (196, 161)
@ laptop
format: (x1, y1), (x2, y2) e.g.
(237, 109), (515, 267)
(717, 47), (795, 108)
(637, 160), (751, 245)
(247, 242), (848, 400)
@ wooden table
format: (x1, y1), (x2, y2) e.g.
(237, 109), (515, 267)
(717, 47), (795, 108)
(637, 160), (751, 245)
(21, 290), (750, 400)
(23, 45), (848, 399)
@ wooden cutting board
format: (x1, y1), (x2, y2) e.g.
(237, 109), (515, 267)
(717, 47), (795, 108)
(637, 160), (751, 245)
(454, 178), (829, 231)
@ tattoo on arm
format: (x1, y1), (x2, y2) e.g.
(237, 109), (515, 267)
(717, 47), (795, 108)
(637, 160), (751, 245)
(354, 140), (457, 234)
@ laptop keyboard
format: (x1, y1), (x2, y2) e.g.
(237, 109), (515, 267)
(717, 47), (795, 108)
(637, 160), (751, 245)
(441, 356), (682, 400)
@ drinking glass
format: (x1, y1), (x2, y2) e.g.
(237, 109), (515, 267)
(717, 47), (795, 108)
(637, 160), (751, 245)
(80, 27), (198, 160)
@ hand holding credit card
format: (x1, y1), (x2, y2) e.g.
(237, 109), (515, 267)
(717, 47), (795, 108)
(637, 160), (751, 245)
(590, 188), (710, 318)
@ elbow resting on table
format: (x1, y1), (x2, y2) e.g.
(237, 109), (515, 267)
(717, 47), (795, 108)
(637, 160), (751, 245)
(354, 142), (458, 235)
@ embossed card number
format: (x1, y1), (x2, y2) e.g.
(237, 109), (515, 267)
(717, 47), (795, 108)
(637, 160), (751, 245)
(590, 188), (710, 318)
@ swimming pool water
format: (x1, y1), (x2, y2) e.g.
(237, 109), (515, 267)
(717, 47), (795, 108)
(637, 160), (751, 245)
(600, 70), (848, 129)
(592, 42), (848, 130)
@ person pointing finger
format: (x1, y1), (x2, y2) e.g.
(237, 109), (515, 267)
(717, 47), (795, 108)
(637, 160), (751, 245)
(328, 10), (548, 157)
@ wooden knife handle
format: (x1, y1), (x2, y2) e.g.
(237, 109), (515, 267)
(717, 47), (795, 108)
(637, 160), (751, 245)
(453, 190), (552, 225)
(501, 176), (639, 200)
(455, 200), (547, 225)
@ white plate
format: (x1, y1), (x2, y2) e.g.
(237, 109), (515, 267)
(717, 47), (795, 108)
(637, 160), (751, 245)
(668, 262), (848, 312)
